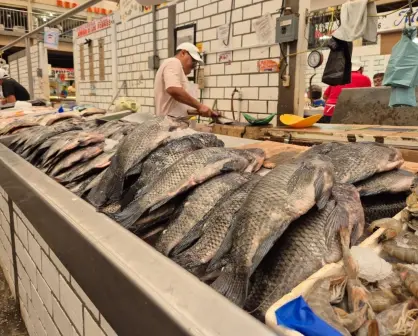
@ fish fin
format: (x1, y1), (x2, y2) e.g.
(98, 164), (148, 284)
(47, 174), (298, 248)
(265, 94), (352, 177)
(113, 199), (146, 228)
(250, 234), (279, 274)
(220, 156), (248, 173)
(126, 163), (143, 177)
(286, 162), (314, 194)
(314, 173), (329, 210)
(325, 202), (349, 248)
(86, 167), (121, 207)
(211, 264), (249, 307)
(171, 221), (205, 256)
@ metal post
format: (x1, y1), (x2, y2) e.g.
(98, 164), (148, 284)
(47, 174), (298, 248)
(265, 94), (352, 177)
(25, 38), (34, 99)
(0, 0), (103, 53)
(167, 4), (176, 56)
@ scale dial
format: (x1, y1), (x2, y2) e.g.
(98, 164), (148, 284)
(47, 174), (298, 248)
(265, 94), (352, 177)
(307, 50), (323, 69)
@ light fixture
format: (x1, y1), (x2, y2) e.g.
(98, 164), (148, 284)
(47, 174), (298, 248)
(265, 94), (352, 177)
(49, 12), (53, 16)
(43, 17), (47, 22)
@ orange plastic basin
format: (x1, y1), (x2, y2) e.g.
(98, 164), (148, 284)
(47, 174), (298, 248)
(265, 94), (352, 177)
(279, 114), (322, 128)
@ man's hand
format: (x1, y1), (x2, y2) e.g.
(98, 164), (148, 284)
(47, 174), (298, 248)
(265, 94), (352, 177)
(198, 104), (219, 118)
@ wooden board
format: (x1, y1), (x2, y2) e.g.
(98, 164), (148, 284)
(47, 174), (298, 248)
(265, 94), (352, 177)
(79, 45), (85, 81)
(235, 140), (418, 172)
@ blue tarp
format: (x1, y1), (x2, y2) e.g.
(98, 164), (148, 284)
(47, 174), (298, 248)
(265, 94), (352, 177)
(275, 296), (343, 336)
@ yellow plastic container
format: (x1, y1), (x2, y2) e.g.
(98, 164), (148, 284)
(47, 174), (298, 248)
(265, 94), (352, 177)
(279, 114), (322, 128)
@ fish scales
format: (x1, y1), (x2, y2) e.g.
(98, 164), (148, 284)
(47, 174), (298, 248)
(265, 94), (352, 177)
(172, 176), (262, 271)
(87, 116), (178, 207)
(135, 133), (223, 191)
(76, 168), (108, 197)
(210, 156), (335, 307)
(355, 169), (416, 196)
(362, 192), (407, 225)
(155, 172), (250, 256)
(301, 142), (404, 184)
(244, 184), (365, 320)
(114, 147), (252, 229)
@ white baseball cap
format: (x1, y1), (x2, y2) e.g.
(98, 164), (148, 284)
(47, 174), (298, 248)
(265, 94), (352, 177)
(176, 42), (203, 64)
(0, 68), (9, 78)
(351, 61), (363, 72)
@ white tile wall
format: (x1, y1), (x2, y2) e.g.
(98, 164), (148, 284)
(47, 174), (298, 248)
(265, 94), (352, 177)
(0, 186), (117, 336)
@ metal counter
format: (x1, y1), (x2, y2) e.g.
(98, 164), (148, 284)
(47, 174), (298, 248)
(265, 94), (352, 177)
(0, 139), (277, 336)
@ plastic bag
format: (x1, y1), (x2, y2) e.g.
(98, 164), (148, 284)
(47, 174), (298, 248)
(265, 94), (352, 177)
(322, 37), (353, 86)
(389, 86), (417, 107)
(383, 27), (418, 88)
(275, 296), (343, 336)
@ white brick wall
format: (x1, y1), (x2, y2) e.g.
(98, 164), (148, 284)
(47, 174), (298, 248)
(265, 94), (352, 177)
(0, 187), (117, 336)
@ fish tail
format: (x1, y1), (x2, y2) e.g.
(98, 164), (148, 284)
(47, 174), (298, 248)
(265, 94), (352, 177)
(113, 201), (146, 229)
(87, 167), (124, 207)
(211, 264), (249, 307)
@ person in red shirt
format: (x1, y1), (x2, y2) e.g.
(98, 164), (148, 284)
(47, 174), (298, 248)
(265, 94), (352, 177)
(321, 62), (372, 123)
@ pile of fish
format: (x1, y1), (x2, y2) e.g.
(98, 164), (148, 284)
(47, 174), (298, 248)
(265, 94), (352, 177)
(4, 115), (418, 332)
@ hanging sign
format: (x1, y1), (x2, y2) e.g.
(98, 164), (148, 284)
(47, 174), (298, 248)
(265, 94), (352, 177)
(44, 27), (60, 49)
(254, 13), (274, 44)
(75, 16), (112, 38)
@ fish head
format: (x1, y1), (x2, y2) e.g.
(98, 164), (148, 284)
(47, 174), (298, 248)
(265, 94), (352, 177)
(242, 148), (266, 172)
(375, 145), (404, 171)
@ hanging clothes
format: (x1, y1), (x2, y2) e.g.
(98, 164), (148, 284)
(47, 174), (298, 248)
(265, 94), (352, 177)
(322, 37), (353, 86)
(332, 0), (378, 42)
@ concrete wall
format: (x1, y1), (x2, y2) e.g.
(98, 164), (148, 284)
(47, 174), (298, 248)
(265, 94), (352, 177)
(0, 186), (117, 336)
(8, 44), (46, 100)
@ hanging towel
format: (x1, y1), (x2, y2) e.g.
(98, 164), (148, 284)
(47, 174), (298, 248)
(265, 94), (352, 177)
(333, 0), (378, 42)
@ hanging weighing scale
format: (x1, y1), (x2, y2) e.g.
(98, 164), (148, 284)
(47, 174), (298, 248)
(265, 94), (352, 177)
(307, 50), (324, 106)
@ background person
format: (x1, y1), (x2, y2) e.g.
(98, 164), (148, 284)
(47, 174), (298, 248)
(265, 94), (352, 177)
(154, 42), (217, 119)
(308, 85), (326, 107)
(373, 72), (384, 87)
(0, 69), (30, 104)
(321, 62), (371, 123)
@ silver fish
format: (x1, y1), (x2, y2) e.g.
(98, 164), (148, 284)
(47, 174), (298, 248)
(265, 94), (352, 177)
(155, 172), (250, 256)
(172, 176), (262, 272)
(355, 169), (416, 196)
(244, 184), (365, 319)
(76, 169), (108, 197)
(132, 133), (224, 194)
(210, 155), (335, 307)
(301, 142), (404, 184)
(114, 147), (251, 229)
(87, 116), (179, 207)
(0, 120), (38, 136)
(49, 144), (104, 177)
(56, 150), (115, 183)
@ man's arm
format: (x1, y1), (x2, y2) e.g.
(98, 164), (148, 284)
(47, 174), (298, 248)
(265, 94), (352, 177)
(163, 61), (216, 117)
(6, 95), (16, 103)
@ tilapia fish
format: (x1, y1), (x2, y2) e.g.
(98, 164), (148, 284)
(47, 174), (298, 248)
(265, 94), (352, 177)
(301, 142), (404, 184)
(362, 192), (407, 224)
(114, 147), (252, 229)
(49, 144), (105, 177)
(355, 169), (416, 196)
(87, 116), (179, 207)
(80, 107), (106, 117)
(0, 120), (38, 136)
(56, 150), (115, 183)
(155, 172), (250, 256)
(38, 112), (82, 126)
(172, 175), (262, 272)
(19, 122), (83, 157)
(132, 133), (224, 193)
(210, 156), (335, 307)
(244, 184), (365, 320)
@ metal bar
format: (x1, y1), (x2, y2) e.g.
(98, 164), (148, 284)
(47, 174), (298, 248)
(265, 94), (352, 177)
(25, 38), (34, 98)
(0, 0), (102, 53)
(0, 143), (277, 336)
